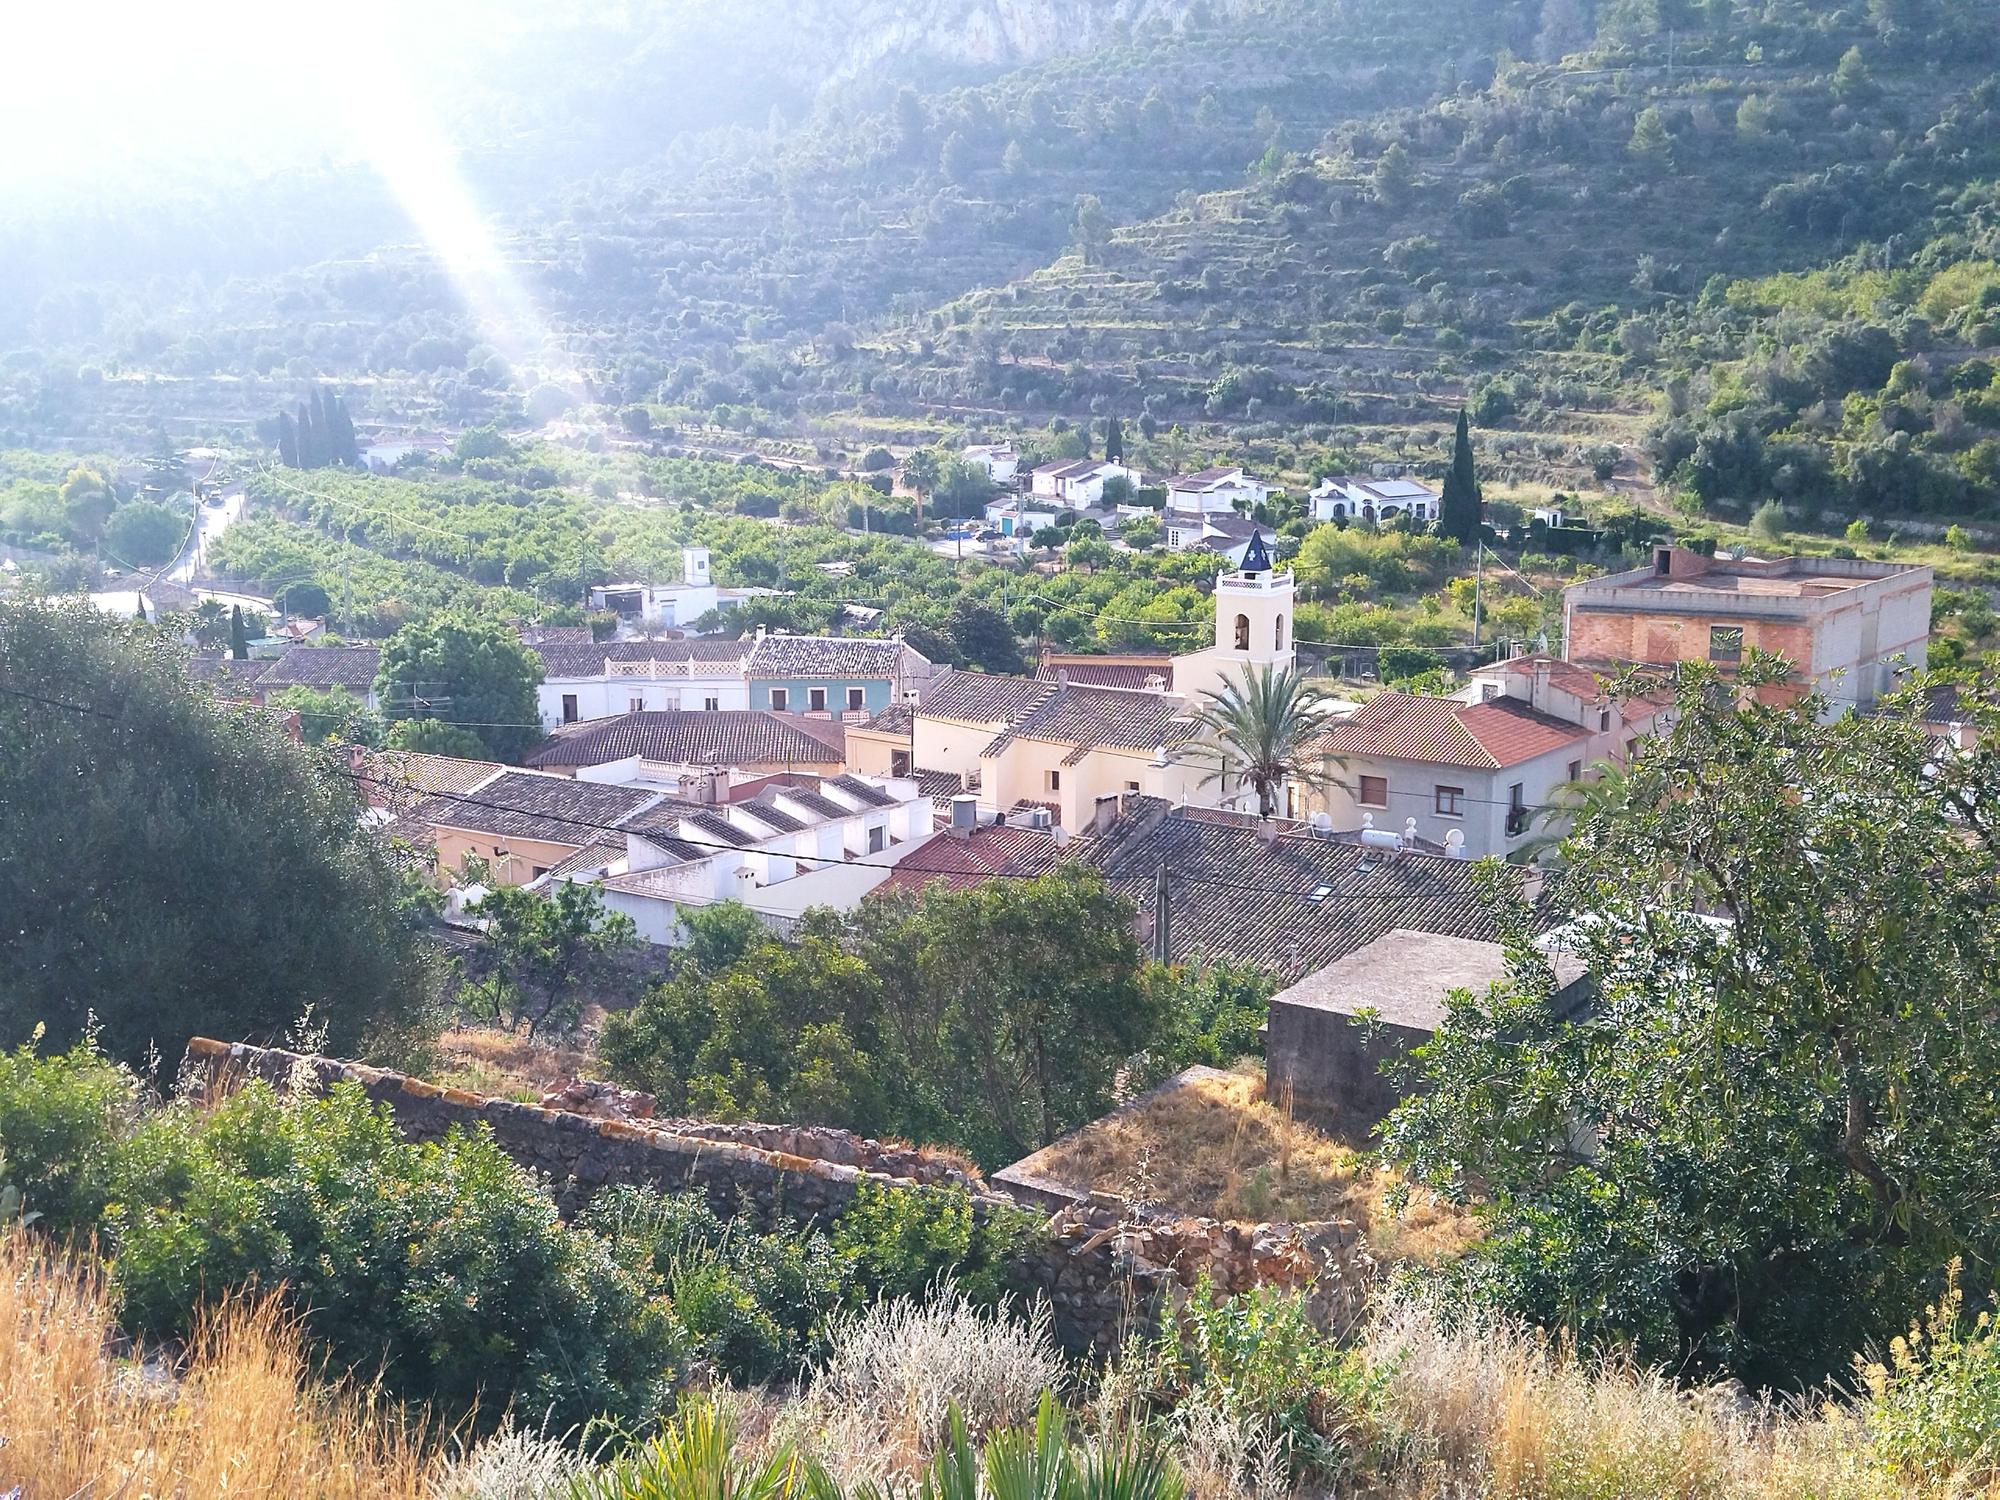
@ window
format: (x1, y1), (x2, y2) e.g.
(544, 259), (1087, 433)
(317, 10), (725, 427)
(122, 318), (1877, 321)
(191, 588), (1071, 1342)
(561, 693), (578, 724)
(770, 688), (788, 711)
(1233, 613), (1250, 650)
(1598, 708), (1612, 732)
(891, 750), (911, 776)
(1046, 769), (1062, 792)
(1125, 780), (1140, 793)
(867, 825), (887, 854)
(628, 695), (644, 714)
(1567, 760), (1582, 782)
(809, 686), (827, 712)
(1708, 625), (1744, 663)
(847, 686), (865, 711)
(1275, 614), (1286, 650)
(703, 696), (720, 712)
(1358, 774), (1388, 808)
(531, 867), (549, 880)
(1506, 782), (1528, 836)
(1434, 785), (1465, 817)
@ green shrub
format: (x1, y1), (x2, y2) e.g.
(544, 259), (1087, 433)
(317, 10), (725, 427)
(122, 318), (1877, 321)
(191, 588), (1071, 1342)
(582, 1184), (843, 1385)
(829, 1181), (1039, 1307)
(105, 1080), (680, 1431)
(0, 1035), (137, 1233)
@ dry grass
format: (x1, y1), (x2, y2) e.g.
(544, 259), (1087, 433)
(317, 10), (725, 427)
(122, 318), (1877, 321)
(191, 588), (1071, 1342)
(1031, 1069), (1477, 1264)
(434, 1025), (599, 1102)
(1363, 1298), (2000, 1500)
(0, 1228), (441, 1498)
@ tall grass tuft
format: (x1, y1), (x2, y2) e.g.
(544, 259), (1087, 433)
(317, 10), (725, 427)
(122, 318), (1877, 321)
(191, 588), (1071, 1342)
(0, 1226), (438, 1498)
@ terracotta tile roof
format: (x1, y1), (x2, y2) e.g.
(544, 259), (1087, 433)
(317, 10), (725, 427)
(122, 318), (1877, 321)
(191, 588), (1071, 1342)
(524, 711), (844, 770)
(912, 768), (967, 804)
(409, 771), (660, 848)
(184, 652), (273, 694)
(254, 645), (381, 692)
(876, 825), (1069, 894)
(1038, 653), (1175, 692)
(745, 634), (921, 680)
(1087, 803), (1522, 981)
(919, 670), (1057, 725)
(1483, 653), (1611, 701)
(1317, 692), (1588, 770)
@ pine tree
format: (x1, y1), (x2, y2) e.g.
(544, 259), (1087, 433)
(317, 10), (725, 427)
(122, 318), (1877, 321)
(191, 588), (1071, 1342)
(229, 605), (248, 660)
(1439, 410), (1484, 544)
(1103, 416), (1124, 463)
(278, 410), (299, 468)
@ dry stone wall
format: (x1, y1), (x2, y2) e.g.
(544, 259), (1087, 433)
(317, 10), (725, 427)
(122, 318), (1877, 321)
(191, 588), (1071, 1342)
(184, 1038), (1371, 1344)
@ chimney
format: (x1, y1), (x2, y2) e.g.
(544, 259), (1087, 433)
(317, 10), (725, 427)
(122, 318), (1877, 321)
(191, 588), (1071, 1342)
(1144, 673), (1167, 693)
(1092, 792), (1123, 838)
(733, 864), (758, 896)
(948, 794), (979, 839)
(1057, 668), (1069, 688)
(1531, 658), (1552, 709)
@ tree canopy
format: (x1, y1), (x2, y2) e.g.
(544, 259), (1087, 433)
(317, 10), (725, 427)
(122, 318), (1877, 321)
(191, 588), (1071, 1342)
(374, 615), (542, 762)
(1384, 658), (2000, 1389)
(0, 600), (440, 1065)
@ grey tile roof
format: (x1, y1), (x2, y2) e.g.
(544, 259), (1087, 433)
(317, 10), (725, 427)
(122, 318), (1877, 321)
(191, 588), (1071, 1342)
(772, 785), (850, 820)
(919, 670), (1056, 725)
(745, 633), (922, 681)
(827, 773), (899, 808)
(525, 711), (845, 770)
(1269, 928), (1587, 1030)
(185, 652), (273, 692)
(409, 771), (660, 847)
(684, 809), (757, 847)
(736, 796), (806, 833)
(982, 683), (1200, 764)
(1086, 803), (1521, 983)
(533, 639), (748, 677)
(859, 703), (916, 735)
(254, 646), (381, 692)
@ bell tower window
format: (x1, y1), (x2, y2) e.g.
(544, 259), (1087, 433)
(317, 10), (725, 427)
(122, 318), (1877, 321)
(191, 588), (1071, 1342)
(1275, 614), (1286, 651)
(1234, 613), (1250, 650)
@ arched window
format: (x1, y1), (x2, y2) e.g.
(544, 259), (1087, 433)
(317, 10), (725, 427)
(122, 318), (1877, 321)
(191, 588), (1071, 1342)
(1275, 613), (1287, 651)
(1233, 613), (1250, 651)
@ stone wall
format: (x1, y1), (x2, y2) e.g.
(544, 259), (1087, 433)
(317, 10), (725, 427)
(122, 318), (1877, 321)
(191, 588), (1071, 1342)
(185, 1038), (1371, 1344)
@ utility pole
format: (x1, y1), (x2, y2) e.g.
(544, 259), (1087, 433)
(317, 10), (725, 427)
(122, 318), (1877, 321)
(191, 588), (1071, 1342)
(1472, 538), (1484, 649)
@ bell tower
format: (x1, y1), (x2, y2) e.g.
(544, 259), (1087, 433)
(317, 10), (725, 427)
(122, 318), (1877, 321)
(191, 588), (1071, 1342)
(1212, 528), (1295, 672)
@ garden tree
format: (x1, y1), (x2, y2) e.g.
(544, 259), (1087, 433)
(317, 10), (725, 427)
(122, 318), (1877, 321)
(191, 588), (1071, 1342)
(0, 600), (439, 1065)
(1383, 659), (2000, 1389)
(384, 715), (487, 758)
(188, 599), (230, 649)
(270, 685), (381, 747)
(374, 614), (542, 761)
(1066, 534), (1114, 573)
(465, 881), (638, 1039)
(278, 580), (333, 617)
(228, 603), (249, 659)
(60, 466), (114, 547)
(1189, 664), (1342, 819)
(1438, 410), (1484, 544)
(945, 596), (1027, 676)
(102, 500), (183, 567)
(603, 869), (1167, 1167)
(901, 448), (941, 528)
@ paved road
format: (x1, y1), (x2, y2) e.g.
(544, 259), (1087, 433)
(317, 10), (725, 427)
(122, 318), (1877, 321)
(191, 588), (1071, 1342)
(168, 489), (245, 585)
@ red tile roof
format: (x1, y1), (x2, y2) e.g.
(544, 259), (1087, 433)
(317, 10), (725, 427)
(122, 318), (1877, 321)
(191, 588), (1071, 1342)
(876, 825), (1067, 895)
(1484, 653), (1611, 701)
(1318, 692), (1588, 770)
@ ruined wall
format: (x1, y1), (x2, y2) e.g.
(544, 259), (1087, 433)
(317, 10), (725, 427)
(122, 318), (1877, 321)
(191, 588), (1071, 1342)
(187, 1039), (1372, 1345)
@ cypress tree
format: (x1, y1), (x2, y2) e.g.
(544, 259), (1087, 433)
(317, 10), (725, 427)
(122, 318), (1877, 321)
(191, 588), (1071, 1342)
(1439, 410), (1484, 544)
(330, 392), (361, 465)
(309, 388), (331, 468)
(295, 401), (317, 469)
(229, 605), (248, 659)
(1104, 416), (1124, 463)
(277, 410), (299, 468)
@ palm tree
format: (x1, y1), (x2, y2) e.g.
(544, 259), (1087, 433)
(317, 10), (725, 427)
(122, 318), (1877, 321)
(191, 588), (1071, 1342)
(1191, 663), (1343, 819)
(1512, 759), (1634, 865)
(902, 448), (941, 530)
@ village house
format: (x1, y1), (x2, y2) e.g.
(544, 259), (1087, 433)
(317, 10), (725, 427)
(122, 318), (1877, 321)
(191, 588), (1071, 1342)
(742, 632), (933, 718)
(981, 497), (1057, 540)
(534, 638), (753, 727)
(1164, 466), (1279, 515)
(186, 644), (383, 709)
(961, 442), (1020, 484)
(523, 709), (847, 780)
(1309, 475), (1439, 525)
(1037, 650), (1175, 692)
(1161, 509), (1260, 559)
(844, 703), (916, 778)
(407, 770), (666, 887)
(1028, 458), (1143, 510)
(1562, 545), (1932, 714)
(589, 773), (931, 944)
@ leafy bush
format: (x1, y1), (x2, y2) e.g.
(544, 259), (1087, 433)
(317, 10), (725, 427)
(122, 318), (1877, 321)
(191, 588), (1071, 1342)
(1862, 1262), (2000, 1488)
(105, 1080), (679, 1431)
(828, 1181), (1038, 1307)
(0, 1036), (136, 1233)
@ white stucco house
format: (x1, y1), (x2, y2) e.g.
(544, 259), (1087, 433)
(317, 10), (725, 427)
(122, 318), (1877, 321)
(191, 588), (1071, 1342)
(1028, 459), (1143, 510)
(962, 443), (1020, 484)
(1165, 466), (1279, 515)
(1310, 475), (1439, 525)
